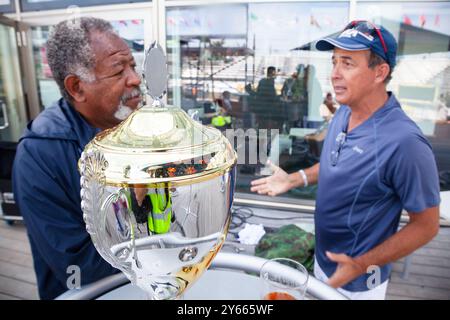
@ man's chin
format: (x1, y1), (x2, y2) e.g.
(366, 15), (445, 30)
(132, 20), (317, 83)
(114, 104), (134, 121)
(334, 94), (347, 106)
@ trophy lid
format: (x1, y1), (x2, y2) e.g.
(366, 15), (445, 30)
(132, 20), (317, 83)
(80, 43), (236, 187)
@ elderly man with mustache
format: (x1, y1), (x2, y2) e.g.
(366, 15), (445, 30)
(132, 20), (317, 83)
(13, 17), (142, 299)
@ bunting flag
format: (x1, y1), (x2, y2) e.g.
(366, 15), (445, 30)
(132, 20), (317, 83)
(310, 15), (321, 29)
(167, 17), (175, 26)
(419, 14), (426, 27)
(180, 17), (189, 27)
(403, 15), (412, 25)
(250, 12), (258, 21)
(323, 16), (334, 27)
(119, 20), (127, 26)
(434, 14), (440, 26)
(131, 20), (141, 25)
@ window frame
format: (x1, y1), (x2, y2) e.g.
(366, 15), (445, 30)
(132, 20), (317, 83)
(20, 0), (150, 12)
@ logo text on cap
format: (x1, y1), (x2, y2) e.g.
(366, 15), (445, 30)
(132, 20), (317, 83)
(339, 29), (374, 42)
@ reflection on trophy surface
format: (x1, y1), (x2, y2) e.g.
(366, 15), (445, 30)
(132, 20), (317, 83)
(79, 42), (237, 300)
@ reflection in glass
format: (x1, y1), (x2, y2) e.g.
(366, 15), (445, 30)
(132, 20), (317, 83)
(166, 2), (349, 200)
(79, 104), (237, 299)
(94, 174), (234, 299)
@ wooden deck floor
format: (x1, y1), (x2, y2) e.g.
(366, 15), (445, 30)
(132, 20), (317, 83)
(0, 207), (449, 300)
(0, 222), (38, 300)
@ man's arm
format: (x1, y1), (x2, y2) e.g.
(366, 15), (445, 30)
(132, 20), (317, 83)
(13, 140), (119, 295)
(287, 162), (320, 189)
(326, 206), (440, 288)
(250, 161), (320, 196)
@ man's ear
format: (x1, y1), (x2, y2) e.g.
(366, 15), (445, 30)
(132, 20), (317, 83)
(375, 63), (390, 84)
(64, 75), (87, 103)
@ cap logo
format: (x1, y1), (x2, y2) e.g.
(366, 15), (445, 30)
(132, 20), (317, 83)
(339, 29), (374, 42)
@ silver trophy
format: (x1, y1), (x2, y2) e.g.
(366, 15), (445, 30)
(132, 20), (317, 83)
(78, 42), (237, 300)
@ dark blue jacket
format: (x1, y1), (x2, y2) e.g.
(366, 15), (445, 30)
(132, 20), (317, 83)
(12, 98), (119, 300)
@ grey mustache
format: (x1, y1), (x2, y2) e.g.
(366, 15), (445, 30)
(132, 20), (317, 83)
(120, 88), (141, 103)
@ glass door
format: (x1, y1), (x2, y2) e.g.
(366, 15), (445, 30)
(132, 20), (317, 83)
(0, 16), (29, 143)
(0, 16), (32, 222)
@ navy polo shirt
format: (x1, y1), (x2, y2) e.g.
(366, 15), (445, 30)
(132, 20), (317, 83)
(315, 92), (440, 292)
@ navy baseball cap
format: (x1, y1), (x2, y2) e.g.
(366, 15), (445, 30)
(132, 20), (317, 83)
(316, 21), (397, 69)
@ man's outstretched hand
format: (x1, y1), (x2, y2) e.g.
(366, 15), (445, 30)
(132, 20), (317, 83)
(250, 160), (291, 197)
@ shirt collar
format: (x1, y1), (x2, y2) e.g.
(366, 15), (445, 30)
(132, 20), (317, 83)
(372, 91), (401, 120)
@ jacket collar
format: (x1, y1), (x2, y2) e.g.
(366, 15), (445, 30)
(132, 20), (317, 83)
(22, 98), (101, 151)
(59, 98), (101, 149)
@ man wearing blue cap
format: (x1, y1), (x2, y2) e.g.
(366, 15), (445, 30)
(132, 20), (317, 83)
(251, 21), (440, 299)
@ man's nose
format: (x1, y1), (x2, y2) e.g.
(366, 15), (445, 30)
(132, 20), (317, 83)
(331, 64), (342, 81)
(126, 68), (141, 87)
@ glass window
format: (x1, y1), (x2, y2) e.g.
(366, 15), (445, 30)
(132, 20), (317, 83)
(0, 23), (27, 142)
(166, 4), (248, 109)
(166, 2), (349, 201)
(355, 1), (450, 191)
(31, 19), (145, 109)
(0, 0), (15, 14)
(20, 0), (149, 12)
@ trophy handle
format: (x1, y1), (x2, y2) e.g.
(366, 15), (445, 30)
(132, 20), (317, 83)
(100, 188), (127, 217)
(80, 149), (130, 275)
